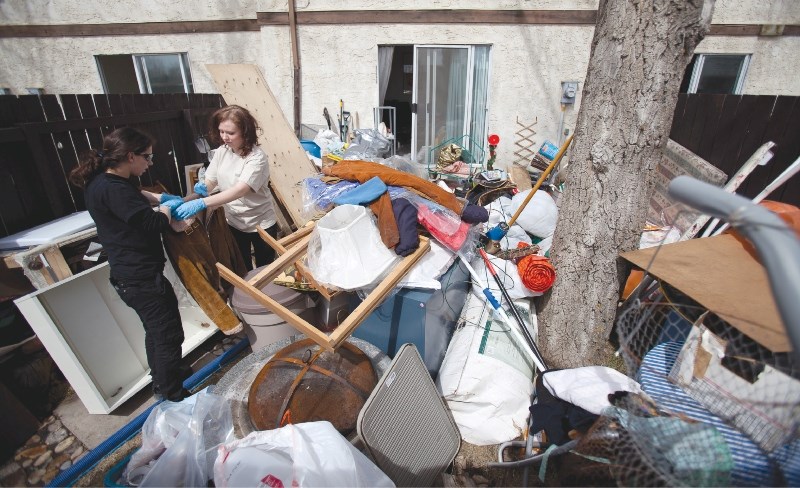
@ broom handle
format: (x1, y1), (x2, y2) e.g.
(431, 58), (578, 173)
(507, 135), (574, 229)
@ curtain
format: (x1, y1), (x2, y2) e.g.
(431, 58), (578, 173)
(378, 46), (394, 105)
(445, 50), (467, 141)
(469, 46), (490, 161)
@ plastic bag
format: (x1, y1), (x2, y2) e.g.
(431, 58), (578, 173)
(387, 189), (479, 258)
(123, 387), (235, 487)
(313, 129), (345, 158)
(437, 292), (535, 445)
(342, 129), (393, 161)
(214, 421), (395, 487)
(509, 188), (559, 239)
(301, 177), (358, 221)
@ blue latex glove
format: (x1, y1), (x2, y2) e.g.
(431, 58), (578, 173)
(193, 182), (208, 197)
(173, 199), (207, 220)
(159, 193), (182, 204)
(161, 199), (183, 212)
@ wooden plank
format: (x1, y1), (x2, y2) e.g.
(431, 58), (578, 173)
(735, 96), (776, 199)
(206, 63), (317, 227)
(670, 93), (700, 150)
(695, 94), (726, 160)
(328, 237), (431, 348)
(260, 10), (598, 25)
(248, 233), (313, 289)
(757, 96), (795, 200)
(706, 94), (741, 174)
(686, 94), (716, 154)
(41, 246), (73, 281)
(669, 93), (687, 137)
(718, 95), (753, 179)
(77, 94), (104, 150)
(770, 97), (800, 206)
(278, 222), (314, 247)
(0, 20), (260, 37)
(217, 262), (334, 350)
(4, 16), (797, 37)
(257, 225), (333, 300)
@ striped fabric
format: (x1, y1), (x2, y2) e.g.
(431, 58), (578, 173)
(638, 342), (800, 486)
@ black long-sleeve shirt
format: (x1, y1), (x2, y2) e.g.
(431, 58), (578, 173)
(85, 173), (170, 280)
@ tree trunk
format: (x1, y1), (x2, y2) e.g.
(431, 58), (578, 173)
(538, 0), (715, 369)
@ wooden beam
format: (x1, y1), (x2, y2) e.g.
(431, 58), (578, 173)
(278, 222), (315, 247)
(257, 225), (334, 300)
(258, 9), (597, 25)
(217, 262), (335, 350)
(328, 237), (431, 348)
(2, 14), (794, 39)
(0, 20), (259, 38)
(248, 233), (312, 289)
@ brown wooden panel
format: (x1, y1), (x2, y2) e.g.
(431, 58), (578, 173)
(735, 96), (776, 198)
(0, 143), (54, 236)
(717, 95), (752, 177)
(40, 95), (82, 213)
(0, 96), (23, 127)
(706, 95), (742, 175)
(78, 94), (104, 149)
(17, 95), (46, 123)
(670, 94), (700, 151)
(686, 94), (717, 154)
(258, 9), (597, 25)
(2, 15), (794, 39)
(758, 96), (796, 191)
(695, 94), (727, 161)
(93, 94), (111, 118)
(669, 93), (687, 136)
(708, 24), (761, 36)
(770, 98), (800, 206)
(107, 94), (124, 117)
(0, 20), (260, 38)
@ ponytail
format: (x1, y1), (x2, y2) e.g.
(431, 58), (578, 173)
(68, 127), (155, 188)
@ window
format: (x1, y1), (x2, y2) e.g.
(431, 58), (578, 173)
(680, 54), (750, 94)
(96, 53), (194, 94)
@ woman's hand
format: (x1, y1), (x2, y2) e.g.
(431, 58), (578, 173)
(173, 199), (207, 220)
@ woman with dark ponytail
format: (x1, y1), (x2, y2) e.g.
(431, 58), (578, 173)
(69, 127), (190, 402)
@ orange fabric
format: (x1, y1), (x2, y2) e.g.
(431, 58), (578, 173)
(323, 160), (465, 215)
(516, 243), (556, 293)
(369, 192), (400, 249)
(727, 200), (800, 260)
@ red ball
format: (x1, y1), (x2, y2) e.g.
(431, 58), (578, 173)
(488, 134), (500, 145)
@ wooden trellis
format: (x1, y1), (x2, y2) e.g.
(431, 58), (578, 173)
(513, 116), (538, 167)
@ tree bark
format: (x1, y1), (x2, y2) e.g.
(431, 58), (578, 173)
(538, 0), (715, 368)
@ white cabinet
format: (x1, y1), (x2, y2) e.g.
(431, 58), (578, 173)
(14, 260), (217, 414)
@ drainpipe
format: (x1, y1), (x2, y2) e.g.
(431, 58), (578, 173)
(288, 0), (302, 137)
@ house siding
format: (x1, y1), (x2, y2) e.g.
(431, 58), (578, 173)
(0, 1), (797, 168)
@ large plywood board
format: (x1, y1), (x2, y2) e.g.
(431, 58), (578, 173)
(206, 64), (316, 227)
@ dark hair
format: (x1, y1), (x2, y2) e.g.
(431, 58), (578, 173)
(206, 105), (261, 157)
(68, 127), (155, 188)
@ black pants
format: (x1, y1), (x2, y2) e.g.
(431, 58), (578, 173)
(229, 224), (278, 271)
(110, 273), (185, 398)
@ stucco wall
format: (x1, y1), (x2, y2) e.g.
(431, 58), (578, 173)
(261, 23), (594, 167)
(0, 33), (261, 95)
(0, 0), (259, 23)
(0, 0), (797, 168)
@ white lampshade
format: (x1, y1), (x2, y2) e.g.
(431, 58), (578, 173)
(310, 205), (399, 290)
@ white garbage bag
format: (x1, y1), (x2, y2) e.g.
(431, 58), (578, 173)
(213, 421), (395, 487)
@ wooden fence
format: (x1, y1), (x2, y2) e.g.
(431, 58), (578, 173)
(0, 93), (224, 238)
(670, 94), (800, 207)
(2, 92), (798, 239)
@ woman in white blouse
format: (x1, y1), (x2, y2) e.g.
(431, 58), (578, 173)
(174, 105), (277, 270)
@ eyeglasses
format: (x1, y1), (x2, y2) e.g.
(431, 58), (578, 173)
(138, 153), (154, 162)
